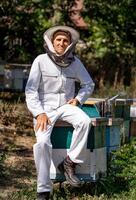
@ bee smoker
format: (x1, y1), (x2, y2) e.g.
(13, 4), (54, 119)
(100, 92), (126, 117)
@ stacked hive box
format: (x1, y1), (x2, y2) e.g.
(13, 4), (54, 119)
(113, 99), (133, 143)
(106, 118), (123, 153)
(12, 69), (24, 91)
(86, 98), (124, 154)
(50, 103), (108, 182)
(0, 63), (30, 92)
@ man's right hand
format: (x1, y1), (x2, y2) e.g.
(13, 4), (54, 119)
(35, 113), (51, 132)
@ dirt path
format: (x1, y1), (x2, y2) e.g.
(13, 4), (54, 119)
(0, 125), (36, 199)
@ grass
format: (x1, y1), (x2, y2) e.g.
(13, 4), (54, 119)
(0, 93), (136, 200)
(2, 139), (136, 200)
(4, 182), (136, 200)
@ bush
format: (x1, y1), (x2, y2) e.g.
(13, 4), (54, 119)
(105, 138), (136, 194)
(5, 139), (136, 199)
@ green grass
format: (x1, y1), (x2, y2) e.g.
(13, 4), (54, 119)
(5, 183), (136, 200)
(0, 94), (136, 200)
(2, 139), (136, 200)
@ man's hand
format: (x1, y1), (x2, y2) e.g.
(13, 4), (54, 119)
(67, 98), (80, 106)
(35, 113), (51, 132)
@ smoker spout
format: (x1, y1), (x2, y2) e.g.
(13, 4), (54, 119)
(108, 92), (126, 103)
(104, 92), (126, 117)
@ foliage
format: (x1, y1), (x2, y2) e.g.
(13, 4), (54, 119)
(7, 184), (37, 200)
(3, 138), (136, 199)
(0, 0), (53, 62)
(0, 0), (136, 92)
(107, 138), (136, 192)
(77, 0), (136, 90)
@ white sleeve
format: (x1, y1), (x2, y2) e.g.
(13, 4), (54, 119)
(25, 56), (45, 117)
(75, 58), (95, 105)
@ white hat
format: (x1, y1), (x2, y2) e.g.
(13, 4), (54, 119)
(43, 25), (79, 44)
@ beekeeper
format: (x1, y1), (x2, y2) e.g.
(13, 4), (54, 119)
(25, 25), (95, 200)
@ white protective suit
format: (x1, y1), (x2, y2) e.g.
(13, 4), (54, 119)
(25, 26), (95, 193)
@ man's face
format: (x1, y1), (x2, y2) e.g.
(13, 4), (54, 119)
(53, 33), (71, 55)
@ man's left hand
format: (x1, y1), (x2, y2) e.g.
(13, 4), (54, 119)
(67, 98), (80, 106)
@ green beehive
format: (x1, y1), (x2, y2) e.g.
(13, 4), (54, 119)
(50, 102), (108, 182)
(51, 103), (107, 149)
(112, 99), (134, 144)
(87, 118), (108, 149)
(81, 104), (100, 118)
(106, 118), (123, 153)
(114, 99), (133, 120)
(121, 120), (130, 144)
(51, 125), (73, 149)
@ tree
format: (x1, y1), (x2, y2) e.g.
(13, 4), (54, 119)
(0, 0), (136, 96)
(76, 0), (136, 94)
(0, 0), (54, 62)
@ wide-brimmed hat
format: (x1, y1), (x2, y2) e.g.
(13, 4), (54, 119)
(43, 25), (79, 44)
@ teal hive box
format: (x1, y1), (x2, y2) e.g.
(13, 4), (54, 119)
(113, 99), (133, 120)
(51, 104), (107, 149)
(50, 103), (108, 182)
(113, 99), (134, 144)
(87, 118), (108, 149)
(121, 120), (130, 144)
(80, 104), (100, 118)
(51, 117), (108, 149)
(106, 118), (123, 153)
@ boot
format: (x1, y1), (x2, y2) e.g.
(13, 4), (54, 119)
(58, 156), (81, 187)
(37, 192), (50, 200)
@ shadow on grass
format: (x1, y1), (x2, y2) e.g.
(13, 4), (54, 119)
(0, 157), (36, 189)
(0, 92), (25, 103)
(1, 177), (132, 200)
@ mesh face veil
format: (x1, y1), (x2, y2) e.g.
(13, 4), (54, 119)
(43, 26), (80, 67)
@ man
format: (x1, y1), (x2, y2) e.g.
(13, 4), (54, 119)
(25, 25), (95, 200)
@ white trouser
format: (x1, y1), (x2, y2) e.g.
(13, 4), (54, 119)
(33, 104), (91, 193)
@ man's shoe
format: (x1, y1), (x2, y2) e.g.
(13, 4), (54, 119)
(58, 156), (81, 187)
(37, 192), (50, 200)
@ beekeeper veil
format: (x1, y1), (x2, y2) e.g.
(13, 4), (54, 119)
(43, 26), (79, 67)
